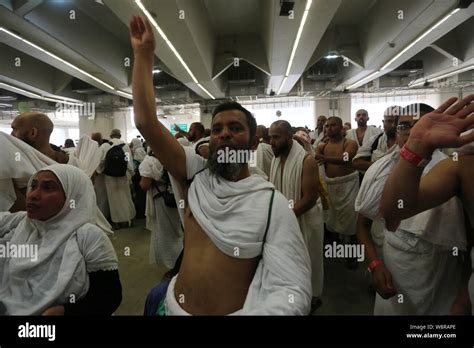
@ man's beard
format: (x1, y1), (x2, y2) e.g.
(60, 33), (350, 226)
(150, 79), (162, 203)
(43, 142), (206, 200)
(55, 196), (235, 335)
(272, 141), (290, 157)
(15, 133), (33, 147)
(187, 133), (196, 142)
(207, 143), (250, 179)
(357, 120), (367, 127)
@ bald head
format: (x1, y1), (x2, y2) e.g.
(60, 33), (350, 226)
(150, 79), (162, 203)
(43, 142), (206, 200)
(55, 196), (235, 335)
(11, 112), (54, 147)
(355, 109), (369, 128)
(269, 120), (293, 157)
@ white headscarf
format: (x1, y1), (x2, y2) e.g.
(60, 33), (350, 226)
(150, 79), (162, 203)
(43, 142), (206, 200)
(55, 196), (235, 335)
(0, 164), (116, 315)
(131, 138), (146, 163)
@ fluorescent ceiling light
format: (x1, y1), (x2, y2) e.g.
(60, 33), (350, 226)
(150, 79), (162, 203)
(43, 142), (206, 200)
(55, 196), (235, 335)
(408, 79), (426, 88)
(427, 64), (473, 82)
(277, 76), (288, 95)
(348, 8), (460, 90)
(346, 71), (380, 90)
(325, 55), (339, 59)
(284, 0), (312, 77)
(153, 69), (161, 74)
(0, 27), (115, 91)
(277, 0), (312, 95)
(0, 103), (13, 107)
(0, 82), (83, 106)
(380, 8), (459, 71)
(409, 64), (473, 87)
(135, 0), (215, 99)
(116, 90), (133, 99)
(196, 84), (215, 100)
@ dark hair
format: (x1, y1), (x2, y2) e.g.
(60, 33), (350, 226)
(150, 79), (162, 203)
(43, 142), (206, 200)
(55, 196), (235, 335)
(257, 125), (269, 142)
(327, 116), (343, 127)
(205, 128), (211, 137)
(64, 139), (75, 147)
(212, 102), (257, 139)
(271, 120), (293, 135)
(190, 122), (205, 135)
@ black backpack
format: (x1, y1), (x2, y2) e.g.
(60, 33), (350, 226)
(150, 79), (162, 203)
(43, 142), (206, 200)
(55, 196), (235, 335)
(153, 169), (177, 208)
(370, 132), (384, 154)
(104, 143), (128, 177)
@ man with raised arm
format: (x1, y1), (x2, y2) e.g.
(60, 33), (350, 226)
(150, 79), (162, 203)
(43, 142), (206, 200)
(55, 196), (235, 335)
(380, 95), (474, 314)
(130, 15), (311, 315)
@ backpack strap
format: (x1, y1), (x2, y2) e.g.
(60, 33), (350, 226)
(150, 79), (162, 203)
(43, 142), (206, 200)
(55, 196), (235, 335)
(370, 133), (384, 153)
(261, 188), (275, 253)
(185, 167), (207, 187)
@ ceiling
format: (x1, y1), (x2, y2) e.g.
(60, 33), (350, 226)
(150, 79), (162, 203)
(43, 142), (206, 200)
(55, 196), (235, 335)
(0, 0), (473, 110)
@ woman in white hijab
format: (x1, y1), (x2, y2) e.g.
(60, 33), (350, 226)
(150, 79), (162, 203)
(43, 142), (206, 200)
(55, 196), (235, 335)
(0, 164), (121, 315)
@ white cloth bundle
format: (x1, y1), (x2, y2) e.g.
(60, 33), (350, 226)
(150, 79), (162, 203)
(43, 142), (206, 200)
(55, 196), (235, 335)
(322, 170), (359, 236)
(75, 135), (101, 177)
(0, 164), (118, 315)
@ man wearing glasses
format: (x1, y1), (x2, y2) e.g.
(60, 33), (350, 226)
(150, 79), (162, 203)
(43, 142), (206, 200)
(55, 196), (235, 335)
(355, 103), (469, 315)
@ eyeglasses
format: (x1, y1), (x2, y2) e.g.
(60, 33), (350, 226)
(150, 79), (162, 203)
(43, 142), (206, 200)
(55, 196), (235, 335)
(396, 123), (413, 131)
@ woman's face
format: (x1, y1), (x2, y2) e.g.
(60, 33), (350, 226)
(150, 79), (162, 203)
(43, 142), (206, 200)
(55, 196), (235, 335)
(26, 171), (66, 221)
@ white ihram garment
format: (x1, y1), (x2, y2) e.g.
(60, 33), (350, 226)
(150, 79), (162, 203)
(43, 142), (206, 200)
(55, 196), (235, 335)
(269, 140), (323, 298)
(0, 164), (118, 315)
(165, 147), (312, 315)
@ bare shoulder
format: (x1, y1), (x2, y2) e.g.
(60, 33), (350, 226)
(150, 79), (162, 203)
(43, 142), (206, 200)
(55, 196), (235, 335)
(303, 153), (317, 167)
(344, 138), (358, 148)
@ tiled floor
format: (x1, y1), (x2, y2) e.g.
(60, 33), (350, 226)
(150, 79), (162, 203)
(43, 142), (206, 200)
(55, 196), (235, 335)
(110, 219), (167, 315)
(111, 218), (375, 315)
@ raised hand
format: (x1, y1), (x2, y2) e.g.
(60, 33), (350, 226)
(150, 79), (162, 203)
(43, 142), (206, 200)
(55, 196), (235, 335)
(129, 15), (155, 54)
(409, 94), (474, 152)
